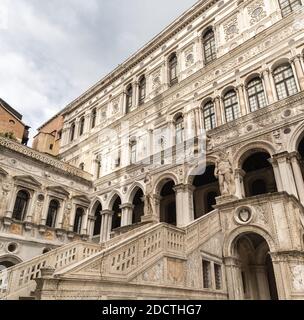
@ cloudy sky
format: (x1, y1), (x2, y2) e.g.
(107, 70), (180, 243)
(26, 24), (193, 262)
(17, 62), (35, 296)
(0, 0), (197, 139)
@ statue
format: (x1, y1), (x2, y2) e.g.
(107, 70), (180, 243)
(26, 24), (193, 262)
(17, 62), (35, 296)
(144, 172), (154, 216)
(214, 151), (236, 196)
(62, 203), (72, 230)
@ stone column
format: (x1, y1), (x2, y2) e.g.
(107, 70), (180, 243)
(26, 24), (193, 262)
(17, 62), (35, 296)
(120, 203), (134, 227)
(213, 96), (222, 127)
(291, 55), (304, 91)
(273, 152), (298, 197)
(173, 184), (195, 227)
(236, 84), (247, 117)
(40, 195), (50, 225)
(269, 158), (283, 192)
(290, 152), (304, 205)
(254, 266), (271, 300)
(224, 257), (243, 300)
(162, 60), (169, 90)
(234, 169), (245, 199)
(133, 81), (139, 108)
(100, 210), (114, 243)
(261, 69), (275, 104)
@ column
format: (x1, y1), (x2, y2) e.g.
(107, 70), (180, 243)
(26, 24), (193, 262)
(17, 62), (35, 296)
(290, 152), (304, 205)
(261, 69), (275, 104)
(224, 257), (243, 300)
(40, 195), (50, 225)
(236, 84), (247, 116)
(120, 203), (134, 227)
(100, 210), (114, 243)
(291, 55), (304, 91)
(269, 158), (283, 192)
(173, 184), (195, 227)
(6, 185), (18, 218)
(133, 81), (139, 108)
(234, 169), (245, 199)
(273, 152), (298, 197)
(213, 96), (222, 127)
(162, 59), (169, 89)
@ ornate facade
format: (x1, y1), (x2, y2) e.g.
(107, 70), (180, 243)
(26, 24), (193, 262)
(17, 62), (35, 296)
(1, 0), (304, 300)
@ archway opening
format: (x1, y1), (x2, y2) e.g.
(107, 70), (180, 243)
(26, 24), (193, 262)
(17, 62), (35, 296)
(111, 196), (122, 230)
(160, 180), (176, 226)
(242, 152), (277, 197)
(132, 188), (144, 224)
(235, 233), (278, 300)
(298, 136), (304, 176)
(0, 256), (22, 269)
(193, 165), (220, 219)
(93, 202), (102, 236)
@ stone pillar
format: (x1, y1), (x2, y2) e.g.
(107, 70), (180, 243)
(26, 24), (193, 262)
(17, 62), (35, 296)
(273, 152), (298, 197)
(120, 203), (134, 227)
(236, 84), (247, 117)
(290, 152), (304, 205)
(133, 81), (139, 108)
(40, 195), (50, 225)
(195, 106), (203, 136)
(269, 158), (283, 192)
(261, 69), (275, 104)
(168, 120), (175, 147)
(224, 257), (243, 300)
(291, 55), (304, 91)
(100, 210), (114, 243)
(213, 96), (222, 127)
(173, 184), (194, 227)
(234, 169), (245, 199)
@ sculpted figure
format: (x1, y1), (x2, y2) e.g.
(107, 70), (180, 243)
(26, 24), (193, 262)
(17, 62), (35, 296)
(144, 172), (154, 216)
(214, 151), (236, 196)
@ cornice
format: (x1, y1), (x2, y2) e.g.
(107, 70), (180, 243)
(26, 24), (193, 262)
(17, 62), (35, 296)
(0, 136), (93, 185)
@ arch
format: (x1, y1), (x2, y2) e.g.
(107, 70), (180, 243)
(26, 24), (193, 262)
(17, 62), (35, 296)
(92, 201), (102, 237)
(221, 85), (236, 97)
(138, 75), (146, 104)
(186, 156), (217, 185)
(168, 52), (178, 85)
(270, 57), (291, 72)
(153, 173), (179, 195)
(12, 189), (30, 221)
(202, 26), (216, 64)
(159, 179), (177, 226)
(244, 72), (262, 86)
(287, 121), (304, 153)
(223, 226), (276, 258)
(46, 199), (60, 228)
(132, 188), (144, 224)
(0, 254), (22, 268)
(234, 141), (276, 169)
(89, 196), (104, 213)
(127, 182), (145, 204)
(106, 190), (124, 210)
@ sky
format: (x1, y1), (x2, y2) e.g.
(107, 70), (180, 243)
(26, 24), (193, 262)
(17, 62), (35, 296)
(0, 0), (197, 139)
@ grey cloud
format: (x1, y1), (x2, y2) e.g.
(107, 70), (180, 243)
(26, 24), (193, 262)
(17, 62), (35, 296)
(0, 0), (197, 139)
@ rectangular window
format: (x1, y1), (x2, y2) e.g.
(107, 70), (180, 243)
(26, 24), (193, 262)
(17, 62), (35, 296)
(279, 0), (301, 17)
(202, 260), (211, 289)
(214, 264), (222, 290)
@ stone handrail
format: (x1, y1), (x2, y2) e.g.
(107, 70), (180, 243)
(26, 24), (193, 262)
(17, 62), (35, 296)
(0, 240), (101, 300)
(55, 210), (221, 282)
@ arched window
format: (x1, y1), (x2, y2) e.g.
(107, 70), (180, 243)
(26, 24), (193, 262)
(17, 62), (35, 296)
(278, 0), (301, 17)
(91, 108), (97, 129)
(223, 90), (240, 122)
(273, 64), (298, 100)
(126, 84), (133, 113)
(70, 122), (75, 142)
(138, 75), (146, 105)
(12, 190), (30, 221)
(46, 199), (59, 228)
(169, 53), (178, 86)
(79, 117), (85, 136)
(203, 28), (216, 64)
(73, 208), (84, 234)
(203, 101), (216, 131)
(247, 77), (267, 112)
(175, 116), (184, 145)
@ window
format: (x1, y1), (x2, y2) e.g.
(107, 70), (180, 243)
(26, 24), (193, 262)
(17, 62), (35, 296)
(70, 123), (75, 142)
(278, 0), (301, 17)
(49, 144), (53, 150)
(202, 260), (211, 289)
(169, 53), (178, 86)
(138, 76), (146, 104)
(203, 101), (216, 131)
(273, 64), (298, 100)
(57, 130), (62, 140)
(91, 108), (97, 129)
(73, 208), (84, 234)
(175, 116), (184, 145)
(224, 90), (241, 122)
(79, 117), (85, 136)
(130, 142), (137, 164)
(79, 163), (85, 171)
(247, 77), (267, 112)
(203, 28), (216, 64)
(214, 264), (222, 290)
(126, 84), (133, 113)
(12, 190), (30, 221)
(46, 199), (59, 228)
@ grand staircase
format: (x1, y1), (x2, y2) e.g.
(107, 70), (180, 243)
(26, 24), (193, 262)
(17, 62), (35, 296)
(0, 209), (221, 300)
